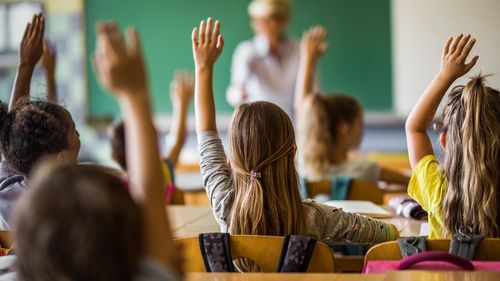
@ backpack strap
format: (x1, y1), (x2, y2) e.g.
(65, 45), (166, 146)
(276, 235), (317, 272)
(330, 176), (351, 200)
(397, 236), (427, 257)
(299, 177), (310, 199)
(198, 233), (234, 272)
(449, 226), (484, 260)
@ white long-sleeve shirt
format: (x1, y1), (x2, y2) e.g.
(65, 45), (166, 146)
(226, 35), (300, 118)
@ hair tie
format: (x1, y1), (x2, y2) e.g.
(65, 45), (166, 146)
(250, 170), (262, 182)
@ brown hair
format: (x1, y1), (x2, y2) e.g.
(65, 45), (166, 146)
(14, 164), (142, 281)
(228, 101), (306, 236)
(0, 100), (71, 174)
(297, 93), (362, 180)
(441, 75), (500, 236)
(108, 120), (127, 170)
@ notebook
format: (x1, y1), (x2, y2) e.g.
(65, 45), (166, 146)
(324, 200), (393, 219)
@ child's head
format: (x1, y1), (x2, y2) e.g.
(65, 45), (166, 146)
(298, 94), (363, 180)
(440, 75), (500, 236)
(228, 101), (306, 236)
(14, 163), (142, 281)
(0, 100), (80, 174)
(109, 120), (127, 170)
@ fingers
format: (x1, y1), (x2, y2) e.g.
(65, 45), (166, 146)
(216, 34), (224, 53)
(22, 23), (30, 41)
(27, 14), (36, 39)
(126, 27), (143, 57)
(192, 27), (198, 46)
(464, 55), (479, 73)
(35, 15), (45, 42)
(455, 34), (471, 55)
(442, 36), (452, 56)
(206, 18), (213, 44)
(460, 37), (476, 60)
(449, 34), (463, 54)
(211, 20), (220, 46)
(199, 20), (206, 44)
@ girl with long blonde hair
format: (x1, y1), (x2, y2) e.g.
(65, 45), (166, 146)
(192, 18), (398, 242)
(406, 34), (500, 238)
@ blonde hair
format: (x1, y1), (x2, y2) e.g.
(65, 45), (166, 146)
(228, 101), (306, 236)
(248, 0), (291, 19)
(298, 94), (362, 181)
(441, 75), (500, 236)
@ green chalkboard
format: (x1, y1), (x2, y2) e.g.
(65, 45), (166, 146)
(85, 0), (392, 119)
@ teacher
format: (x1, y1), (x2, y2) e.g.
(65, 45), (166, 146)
(226, 0), (300, 118)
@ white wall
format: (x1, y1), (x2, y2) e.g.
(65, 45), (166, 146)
(392, 0), (500, 115)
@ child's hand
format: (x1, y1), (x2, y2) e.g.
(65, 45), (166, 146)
(93, 22), (148, 97)
(439, 34), (478, 81)
(39, 40), (56, 75)
(20, 14), (45, 68)
(170, 71), (194, 107)
(300, 26), (328, 63)
(192, 18), (224, 70)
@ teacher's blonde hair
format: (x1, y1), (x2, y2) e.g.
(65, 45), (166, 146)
(248, 0), (291, 19)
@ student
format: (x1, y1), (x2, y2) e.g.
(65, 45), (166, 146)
(295, 26), (410, 186)
(3, 21), (181, 281)
(193, 18), (398, 242)
(109, 71), (194, 203)
(0, 14), (80, 230)
(406, 34), (500, 238)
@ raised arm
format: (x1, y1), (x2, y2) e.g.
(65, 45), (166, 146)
(93, 22), (178, 273)
(166, 70), (194, 166)
(294, 26), (327, 116)
(39, 40), (57, 102)
(192, 17), (224, 133)
(10, 14), (45, 110)
(405, 34), (478, 168)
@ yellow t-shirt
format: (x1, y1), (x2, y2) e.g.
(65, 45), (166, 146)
(408, 155), (449, 238)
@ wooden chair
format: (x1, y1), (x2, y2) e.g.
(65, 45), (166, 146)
(0, 231), (12, 248)
(365, 238), (500, 261)
(306, 179), (385, 204)
(175, 235), (335, 272)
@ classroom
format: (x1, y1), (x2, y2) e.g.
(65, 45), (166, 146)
(0, 0), (499, 280)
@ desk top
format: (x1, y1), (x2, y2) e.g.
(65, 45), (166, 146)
(185, 272), (384, 281)
(184, 271), (500, 281)
(167, 206), (425, 238)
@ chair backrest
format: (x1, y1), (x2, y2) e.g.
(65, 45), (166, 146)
(0, 231), (12, 248)
(307, 179), (384, 204)
(175, 235), (335, 272)
(365, 239), (500, 261)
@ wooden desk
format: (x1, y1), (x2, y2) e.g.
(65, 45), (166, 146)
(168, 206), (425, 238)
(186, 272), (385, 281)
(185, 271), (500, 281)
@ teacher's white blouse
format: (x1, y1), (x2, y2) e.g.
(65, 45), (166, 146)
(226, 35), (300, 118)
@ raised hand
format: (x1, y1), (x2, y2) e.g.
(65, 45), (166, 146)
(93, 22), (148, 97)
(20, 13), (45, 68)
(192, 18), (224, 70)
(300, 26), (328, 63)
(10, 13), (45, 109)
(439, 34), (478, 81)
(39, 40), (56, 75)
(170, 70), (194, 108)
(39, 40), (57, 102)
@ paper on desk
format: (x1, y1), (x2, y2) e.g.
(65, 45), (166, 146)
(324, 200), (393, 219)
(419, 223), (430, 236)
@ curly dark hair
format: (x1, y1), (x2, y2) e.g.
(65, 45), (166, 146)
(0, 100), (71, 174)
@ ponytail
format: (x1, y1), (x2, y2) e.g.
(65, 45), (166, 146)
(442, 75), (500, 237)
